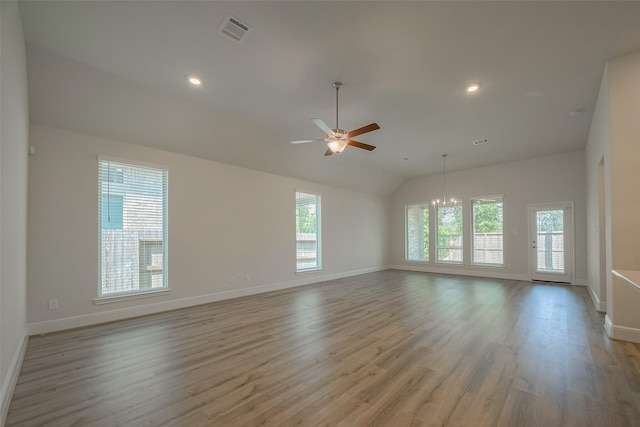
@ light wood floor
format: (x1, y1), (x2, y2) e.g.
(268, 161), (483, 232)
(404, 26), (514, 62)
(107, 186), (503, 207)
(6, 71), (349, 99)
(6, 271), (640, 426)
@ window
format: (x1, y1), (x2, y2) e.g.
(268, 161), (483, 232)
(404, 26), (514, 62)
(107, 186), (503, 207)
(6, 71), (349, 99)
(472, 196), (504, 266)
(296, 192), (321, 271)
(436, 204), (463, 263)
(406, 204), (429, 261)
(98, 158), (168, 297)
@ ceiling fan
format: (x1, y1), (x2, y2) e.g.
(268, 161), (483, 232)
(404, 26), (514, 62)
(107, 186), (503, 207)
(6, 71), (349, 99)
(291, 82), (380, 156)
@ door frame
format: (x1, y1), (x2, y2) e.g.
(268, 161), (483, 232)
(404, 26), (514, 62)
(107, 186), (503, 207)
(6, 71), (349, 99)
(528, 202), (575, 284)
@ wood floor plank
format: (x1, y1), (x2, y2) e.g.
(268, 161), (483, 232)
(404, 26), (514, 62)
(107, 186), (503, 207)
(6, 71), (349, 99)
(6, 271), (640, 426)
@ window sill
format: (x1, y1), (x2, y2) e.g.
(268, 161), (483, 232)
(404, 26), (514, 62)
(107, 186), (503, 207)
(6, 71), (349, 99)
(94, 288), (172, 305)
(296, 267), (323, 275)
(471, 263), (506, 269)
(404, 259), (430, 263)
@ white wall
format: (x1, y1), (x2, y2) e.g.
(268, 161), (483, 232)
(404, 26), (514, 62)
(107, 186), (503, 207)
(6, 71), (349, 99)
(585, 65), (611, 312)
(390, 151), (587, 283)
(609, 51), (640, 271)
(26, 124), (390, 332)
(585, 50), (640, 342)
(0, 1), (29, 422)
(606, 50), (640, 338)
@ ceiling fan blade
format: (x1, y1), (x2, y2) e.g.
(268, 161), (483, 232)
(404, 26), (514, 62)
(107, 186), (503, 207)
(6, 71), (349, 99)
(348, 140), (376, 151)
(324, 148), (334, 156)
(347, 123), (380, 138)
(290, 139), (324, 144)
(312, 118), (332, 135)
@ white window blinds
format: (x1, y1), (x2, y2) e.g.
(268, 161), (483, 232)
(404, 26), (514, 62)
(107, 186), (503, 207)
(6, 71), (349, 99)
(296, 192), (321, 271)
(98, 158), (168, 296)
(406, 204), (429, 261)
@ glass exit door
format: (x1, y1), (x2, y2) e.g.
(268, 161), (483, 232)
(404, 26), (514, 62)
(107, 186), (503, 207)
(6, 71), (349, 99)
(530, 203), (573, 283)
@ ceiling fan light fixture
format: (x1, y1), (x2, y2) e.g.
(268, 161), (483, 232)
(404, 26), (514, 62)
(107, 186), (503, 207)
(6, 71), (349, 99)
(328, 140), (347, 153)
(290, 82), (379, 156)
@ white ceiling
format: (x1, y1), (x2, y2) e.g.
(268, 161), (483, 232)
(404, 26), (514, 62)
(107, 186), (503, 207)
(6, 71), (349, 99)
(18, 1), (640, 196)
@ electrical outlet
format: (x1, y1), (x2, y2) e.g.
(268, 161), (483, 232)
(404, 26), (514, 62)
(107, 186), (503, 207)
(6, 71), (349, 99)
(48, 299), (59, 310)
(229, 276), (236, 285)
(244, 273), (250, 282)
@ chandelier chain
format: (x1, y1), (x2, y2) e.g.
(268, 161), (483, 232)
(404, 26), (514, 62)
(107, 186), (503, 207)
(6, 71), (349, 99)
(433, 153), (456, 207)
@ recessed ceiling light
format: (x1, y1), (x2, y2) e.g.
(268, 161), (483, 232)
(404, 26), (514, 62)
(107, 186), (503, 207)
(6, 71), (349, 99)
(188, 76), (202, 87)
(466, 83), (480, 94)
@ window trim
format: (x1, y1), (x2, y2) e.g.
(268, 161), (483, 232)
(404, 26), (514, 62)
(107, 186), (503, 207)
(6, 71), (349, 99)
(94, 288), (172, 305)
(435, 203), (464, 264)
(405, 203), (430, 262)
(98, 155), (169, 173)
(97, 155), (169, 298)
(470, 194), (505, 267)
(295, 190), (322, 273)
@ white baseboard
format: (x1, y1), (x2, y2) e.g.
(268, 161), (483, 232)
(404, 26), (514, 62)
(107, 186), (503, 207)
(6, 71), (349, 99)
(586, 284), (607, 312)
(28, 266), (389, 336)
(572, 278), (588, 286)
(604, 314), (640, 343)
(604, 314), (613, 337)
(390, 264), (593, 287)
(389, 264), (529, 282)
(1, 335), (28, 426)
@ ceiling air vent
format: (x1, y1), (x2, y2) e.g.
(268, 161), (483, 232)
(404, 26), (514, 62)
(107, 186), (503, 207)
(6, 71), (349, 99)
(219, 15), (251, 42)
(473, 138), (488, 146)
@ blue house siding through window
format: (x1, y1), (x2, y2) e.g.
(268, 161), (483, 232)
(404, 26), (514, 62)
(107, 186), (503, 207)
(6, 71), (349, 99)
(101, 195), (123, 230)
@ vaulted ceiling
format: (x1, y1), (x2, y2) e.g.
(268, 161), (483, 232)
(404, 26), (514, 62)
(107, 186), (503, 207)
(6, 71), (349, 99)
(19, 1), (640, 196)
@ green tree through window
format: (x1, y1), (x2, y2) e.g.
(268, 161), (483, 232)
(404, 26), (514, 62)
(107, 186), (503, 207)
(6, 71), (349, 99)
(472, 197), (504, 265)
(537, 210), (563, 232)
(296, 192), (321, 271)
(436, 205), (463, 263)
(474, 202), (503, 233)
(296, 202), (316, 234)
